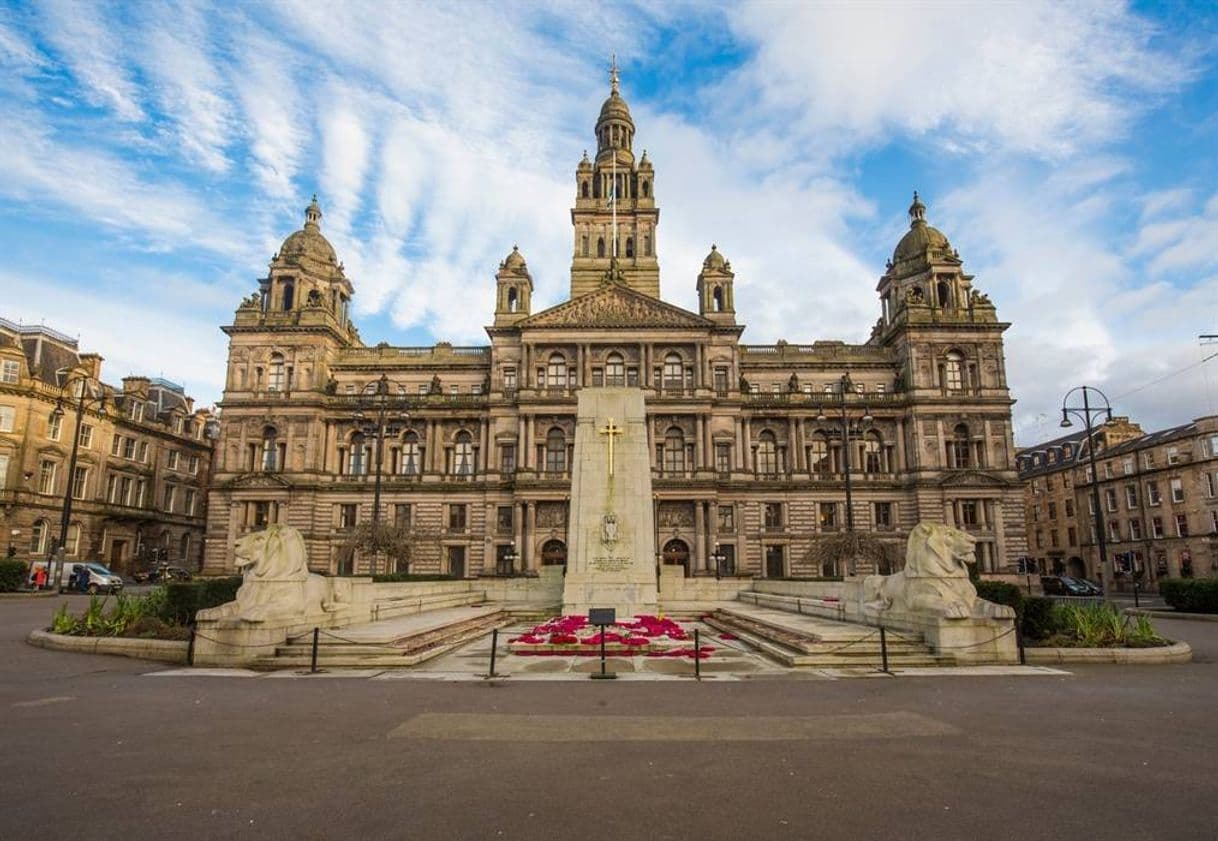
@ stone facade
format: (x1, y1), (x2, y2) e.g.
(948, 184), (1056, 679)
(1018, 415), (1218, 590)
(204, 75), (1026, 580)
(0, 317), (215, 573)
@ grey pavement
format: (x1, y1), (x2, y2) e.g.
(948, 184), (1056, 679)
(2, 595), (1217, 840)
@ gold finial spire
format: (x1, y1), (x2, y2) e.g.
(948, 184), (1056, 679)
(609, 53), (620, 94)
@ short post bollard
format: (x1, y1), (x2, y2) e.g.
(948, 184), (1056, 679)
(488, 627), (499, 678)
(879, 626), (891, 674)
(694, 628), (701, 681)
(1133, 578), (1141, 609)
(1015, 618), (1026, 666)
(310, 627), (320, 674)
(186, 625), (196, 667)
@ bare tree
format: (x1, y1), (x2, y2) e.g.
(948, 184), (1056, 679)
(804, 532), (904, 577)
(335, 522), (442, 576)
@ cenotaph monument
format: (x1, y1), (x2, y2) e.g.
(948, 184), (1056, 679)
(562, 387), (658, 617)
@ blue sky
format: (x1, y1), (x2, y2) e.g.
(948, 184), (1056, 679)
(1, 1), (1217, 443)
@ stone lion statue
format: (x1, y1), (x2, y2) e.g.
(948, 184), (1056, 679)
(862, 522), (1013, 620)
(197, 525), (341, 623)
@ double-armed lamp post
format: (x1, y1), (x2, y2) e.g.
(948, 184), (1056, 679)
(1060, 386), (1114, 589)
(816, 373), (873, 536)
(351, 373), (411, 575)
(44, 373), (107, 589)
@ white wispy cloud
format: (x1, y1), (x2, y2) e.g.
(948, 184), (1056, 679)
(32, 0), (144, 121)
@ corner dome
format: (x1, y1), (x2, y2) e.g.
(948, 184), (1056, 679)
(597, 89), (633, 126)
(278, 196), (337, 267)
(892, 191), (951, 264)
(502, 245), (527, 271)
(703, 244), (727, 270)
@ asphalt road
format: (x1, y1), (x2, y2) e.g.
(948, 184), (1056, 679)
(2, 595), (1217, 841)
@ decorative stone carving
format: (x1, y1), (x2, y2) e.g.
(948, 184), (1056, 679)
(536, 502), (568, 528)
(862, 523), (1013, 620)
(658, 502), (694, 528)
(196, 525), (342, 623)
(522, 283), (711, 328)
(601, 512), (618, 545)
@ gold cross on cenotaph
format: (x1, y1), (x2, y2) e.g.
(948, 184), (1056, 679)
(597, 417), (624, 477)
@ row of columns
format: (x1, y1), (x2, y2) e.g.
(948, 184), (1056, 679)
(517, 344), (727, 391)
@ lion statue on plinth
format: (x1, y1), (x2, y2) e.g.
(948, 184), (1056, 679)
(197, 525), (341, 623)
(862, 522), (1014, 620)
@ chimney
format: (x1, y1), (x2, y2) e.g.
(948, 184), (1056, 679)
(78, 353), (104, 380)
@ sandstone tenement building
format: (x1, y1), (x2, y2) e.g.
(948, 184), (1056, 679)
(204, 74), (1026, 578)
(0, 317), (214, 573)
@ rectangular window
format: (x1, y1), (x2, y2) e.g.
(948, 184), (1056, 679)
(137, 441), (149, 463)
(111, 435), (121, 456)
(1108, 521), (1120, 542)
(959, 500), (980, 527)
(1050, 529), (1059, 548)
(106, 474), (118, 503)
(251, 501), (275, 527)
(818, 502), (838, 529)
(1167, 446), (1180, 465)
(47, 412), (62, 441)
(499, 444), (516, 473)
(78, 424), (93, 448)
(122, 438), (136, 460)
(0, 406), (15, 433)
(496, 505), (514, 534)
(1147, 481), (1161, 505)
(338, 503), (357, 529)
(0, 360), (18, 383)
(448, 503), (467, 531)
(0, 454), (8, 487)
(1064, 499), (1074, 517)
(1211, 510), (1218, 534)
(71, 466), (88, 500)
(1122, 457), (1134, 476)
(1068, 526), (1077, 545)
(1032, 505), (1040, 522)
(502, 367), (517, 390)
(38, 459), (57, 494)
(1034, 530), (1043, 549)
(763, 502), (783, 530)
(1175, 513), (1189, 537)
(717, 504), (735, 531)
(1171, 478), (1185, 503)
(184, 488), (196, 515)
(873, 501), (893, 529)
(1047, 501), (1057, 520)
(167, 450), (179, 470)
(1126, 485), (1138, 509)
(389, 504), (410, 529)
(1105, 488), (1118, 512)
(1205, 472), (1216, 498)
(1129, 518), (1142, 540)
(120, 476), (134, 506)
(163, 484), (176, 513)
(713, 368), (728, 395)
(1143, 451), (1155, 469)
(189, 454), (199, 474)
(1151, 516), (1164, 539)
(715, 443), (732, 474)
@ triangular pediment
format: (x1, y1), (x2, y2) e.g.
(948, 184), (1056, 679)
(937, 469), (1013, 488)
(521, 283), (712, 329)
(224, 472), (294, 490)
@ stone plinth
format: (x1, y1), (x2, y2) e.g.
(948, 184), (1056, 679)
(562, 388), (658, 617)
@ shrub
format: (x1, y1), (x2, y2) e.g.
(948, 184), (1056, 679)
(0, 559), (28, 592)
(159, 577), (242, 625)
(975, 580), (1024, 612)
(1020, 597), (1059, 641)
(1159, 579), (1218, 614)
(1046, 601), (1166, 648)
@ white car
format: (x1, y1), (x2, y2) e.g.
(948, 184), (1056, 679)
(30, 561), (125, 594)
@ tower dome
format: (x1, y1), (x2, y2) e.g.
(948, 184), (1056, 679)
(502, 244), (527, 271)
(278, 195), (338, 267)
(892, 191), (951, 265)
(703, 244), (727, 270)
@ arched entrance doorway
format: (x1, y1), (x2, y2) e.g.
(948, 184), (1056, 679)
(1067, 556), (1086, 579)
(541, 539), (567, 570)
(662, 539), (690, 576)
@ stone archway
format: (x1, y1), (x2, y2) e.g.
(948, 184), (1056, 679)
(1067, 556), (1085, 579)
(662, 538), (690, 576)
(541, 539), (567, 569)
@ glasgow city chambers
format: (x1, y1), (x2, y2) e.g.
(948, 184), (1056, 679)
(203, 73), (1027, 579)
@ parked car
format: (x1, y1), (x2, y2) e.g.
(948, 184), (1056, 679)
(28, 561), (124, 594)
(1063, 576), (1103, 596)
(1040, 575), (1095, 597)
(132, 565), (193, 584)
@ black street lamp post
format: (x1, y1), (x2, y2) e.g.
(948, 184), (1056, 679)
(1060, 386), (1113, 591)
(710, 541), (726, 581)
(45, 374), (107, 589)
(817, 373), (873, 537)
(352, 374), (409, 576)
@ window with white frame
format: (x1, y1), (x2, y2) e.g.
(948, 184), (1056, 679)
(1147, 481), (1161, 505)
(1142, 451), (1154, 469)
(1122, 457), (1134, 475)
(137, 441), (148, 462)
(189, 454), (199, 474)
(1151, 516), (1164, 538)
(0, 405), (15, 433)
(1125, 485), (1138, 509)
(1175, 513), (1189, 537)
(1129, 518), (1143, 540)
(47, 412), (62, 441)
(0, 454), (9, 487)
(167, 450), (179, 470)
(0, 359), (18, 383)
(184, 488), (196, 515)
(1171, 478), (1185, 503)
(1167, 446), (1180, 465)
(38, 459), (57, 494)
(71, 466), (88, 500)
(78, 424), (93, 448)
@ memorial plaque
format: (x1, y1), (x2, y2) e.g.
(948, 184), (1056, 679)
(588, 607), (616, 627)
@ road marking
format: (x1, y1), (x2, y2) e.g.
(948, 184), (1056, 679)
(388, 711), (959, 742)
(12, 696), (76, 708)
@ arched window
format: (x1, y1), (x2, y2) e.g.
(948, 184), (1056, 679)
(605, 353), (625, 386)
(642, 180), (650, 198)
(454, 430), (474, 476)
(179, 533), (191, 565)
(944, 351), (964, 391)
(282, 281), (294, 311)
(625, 237), (634, 258)
(546, 353), (567, 389)
(581, 181), (589, 199)
(756, 431), (778, 476)
(507, 287), (518, 312)
(949, 423), (971, 469)
(937, 280), (951, 308)
(663, 426), (686, 474)
(545, 427), (567, 474)
(862, 431), (884, 474)
(712, 286), (724, 312)
(662, 353), (684, 391)
(349, 432), (368, 476)
(30, 519), (48, 554)
(401, 431), (421, 476)
(260, 425), (279, 472)
(267, 353), (286, 392)
(644, 235), (652, 256)
(597, 237), (606, 258)
(581, 235), (589, 257)
(808, 432), (831, 477)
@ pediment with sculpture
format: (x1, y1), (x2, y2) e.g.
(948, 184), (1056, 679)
(521, 284), (713, 330)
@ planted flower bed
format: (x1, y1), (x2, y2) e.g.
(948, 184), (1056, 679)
(509, 615), (714, 659)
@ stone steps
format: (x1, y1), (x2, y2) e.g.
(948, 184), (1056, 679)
(371, 590), (486, 621)
(706, 609), (947, 668)
(259, 609), (510, 669)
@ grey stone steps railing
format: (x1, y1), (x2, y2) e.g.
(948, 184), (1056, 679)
(267, 612), (510, 668)
(735, 590), (849, 622)
(371, 590), (486, 621)
(706, 611), (945, 668)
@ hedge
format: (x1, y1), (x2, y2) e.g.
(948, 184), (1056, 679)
(161, 577), (243, 625)
(0, 559), (28, 593)
(1019, 597), (1059, 641)
(975, 580), (1024, 612)
(371, 572), (458, 583)
(1159, 579), (1218, 614)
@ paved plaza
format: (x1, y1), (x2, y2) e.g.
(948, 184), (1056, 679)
(3, 595), (1218, 840)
